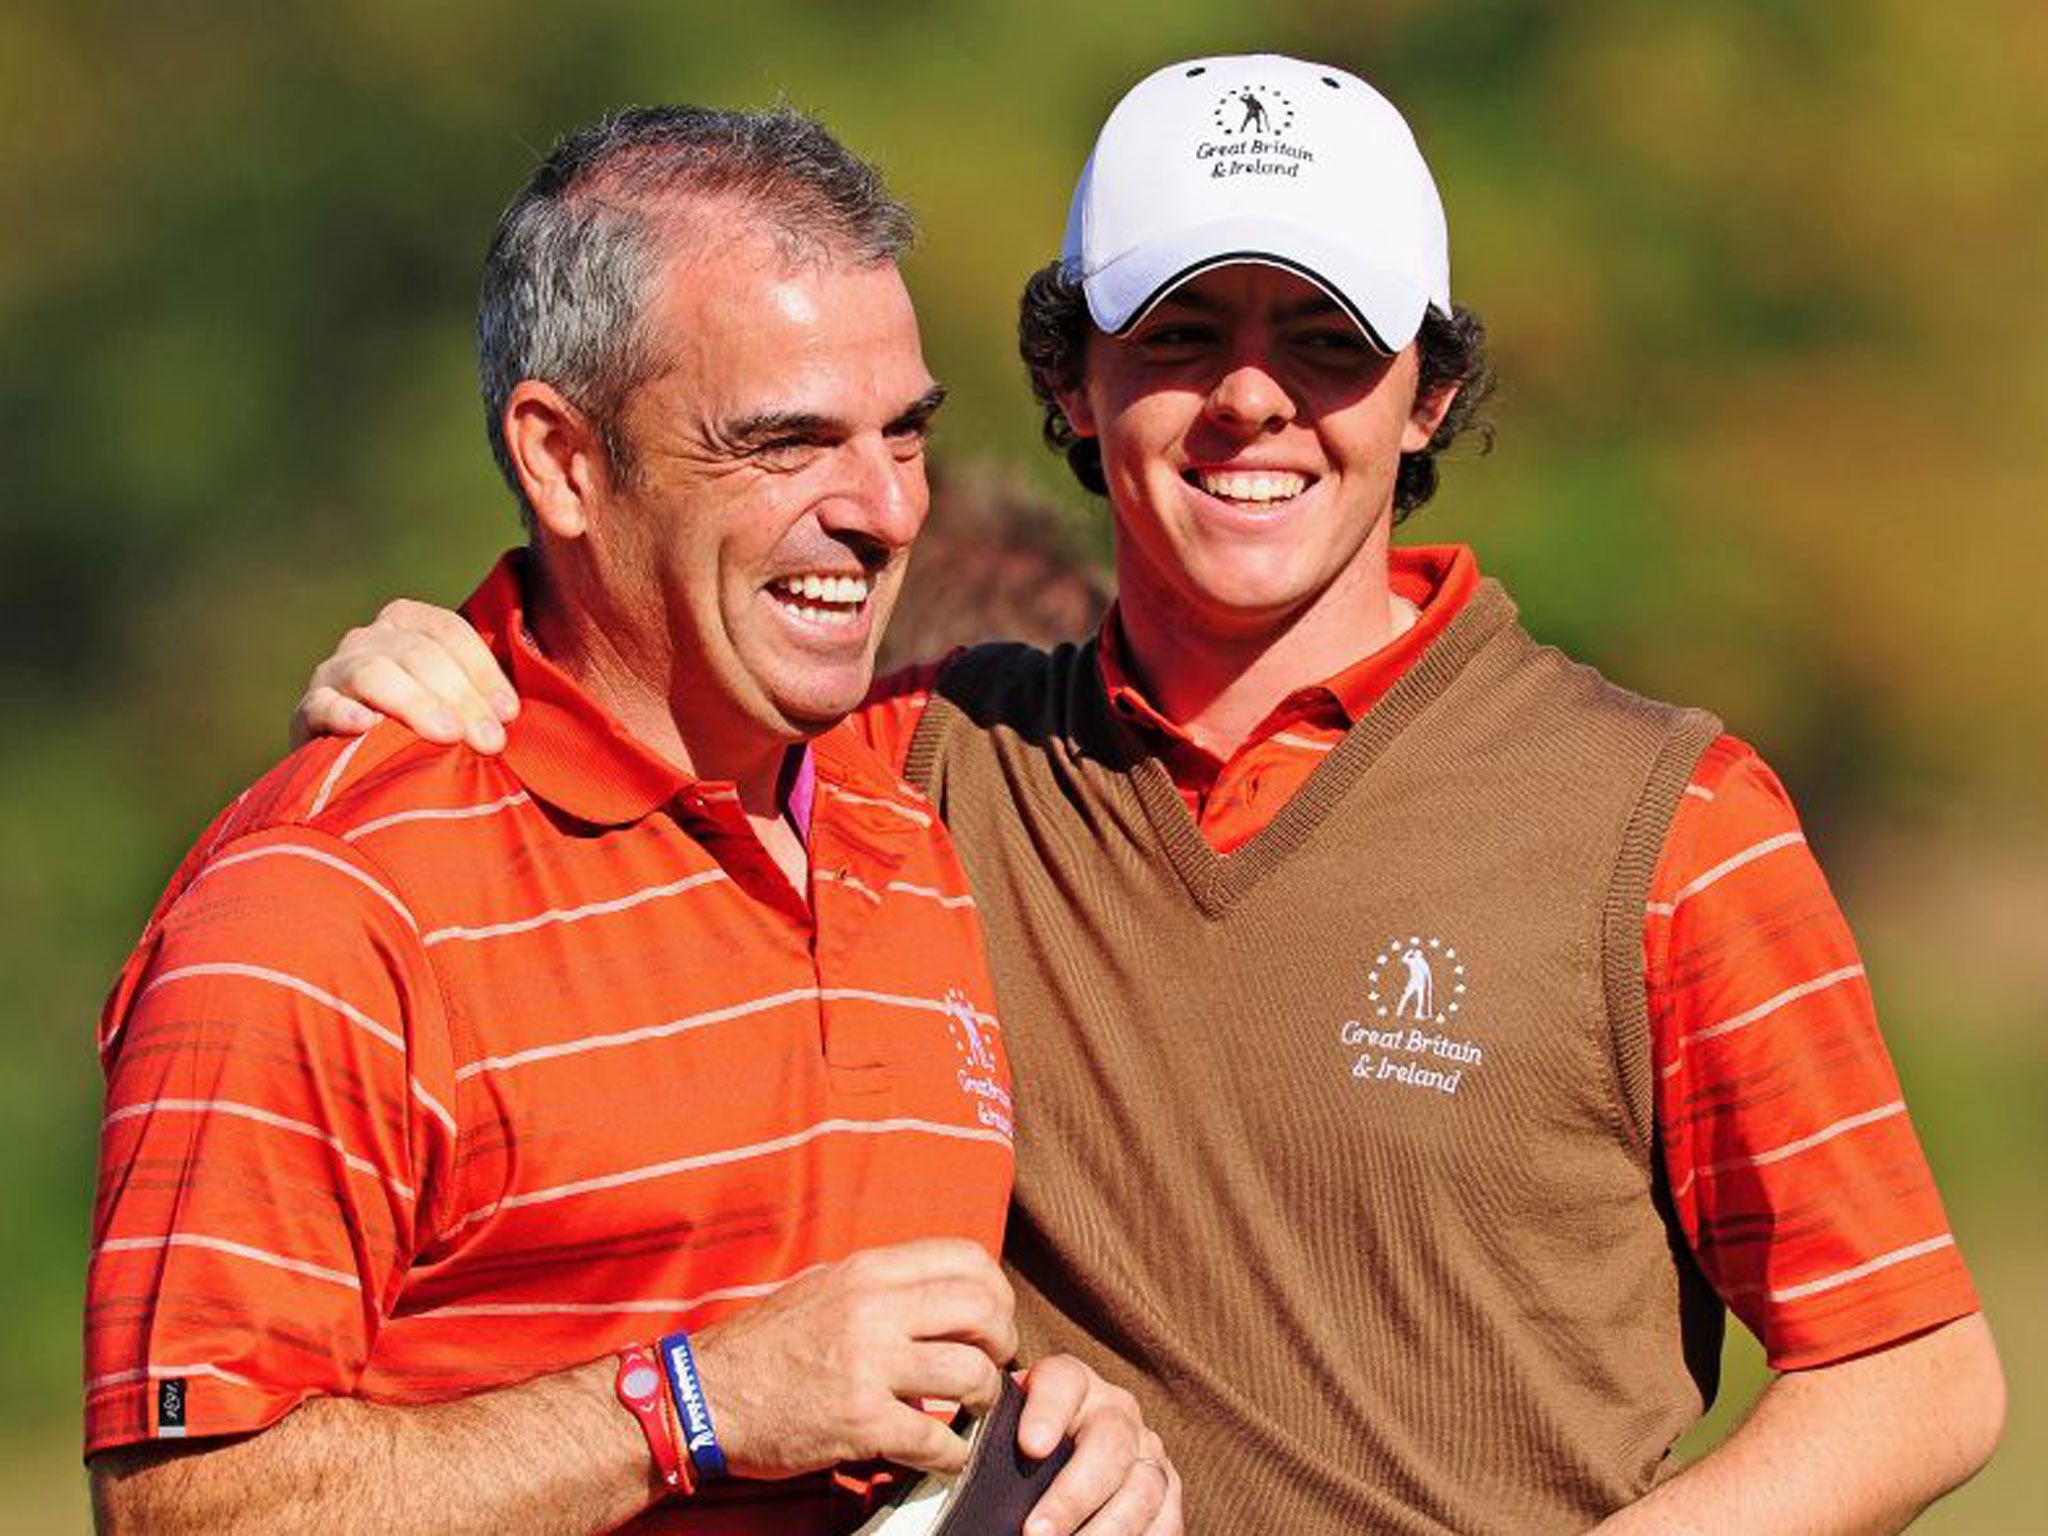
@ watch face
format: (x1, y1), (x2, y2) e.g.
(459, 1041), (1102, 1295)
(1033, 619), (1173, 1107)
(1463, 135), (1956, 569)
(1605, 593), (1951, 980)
(620, 1361), (664, 1403)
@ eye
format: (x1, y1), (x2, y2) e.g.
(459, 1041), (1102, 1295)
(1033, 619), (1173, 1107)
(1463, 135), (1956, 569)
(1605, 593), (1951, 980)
(1131, 320), (1217, 354)
(752, 436), (827, 472)
(1297, 328), (1371, 356)
(885, 422), (931, 462)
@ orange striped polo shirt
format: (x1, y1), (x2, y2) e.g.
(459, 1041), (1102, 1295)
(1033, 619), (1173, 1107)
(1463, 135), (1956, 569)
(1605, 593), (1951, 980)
(87, 555), (1013, 1532)
(856, 543), (1975, 1371)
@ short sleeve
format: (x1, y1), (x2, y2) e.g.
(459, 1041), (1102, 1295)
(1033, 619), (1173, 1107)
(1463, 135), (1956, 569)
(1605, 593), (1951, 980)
(85, 826), (457, 1453)
(1646, 736), (1978, 1369)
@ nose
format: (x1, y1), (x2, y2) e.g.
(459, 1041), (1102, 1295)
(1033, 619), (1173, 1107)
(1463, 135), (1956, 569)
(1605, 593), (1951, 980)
(1203, 354), (1296, 435)
(815, 434), (928, 561)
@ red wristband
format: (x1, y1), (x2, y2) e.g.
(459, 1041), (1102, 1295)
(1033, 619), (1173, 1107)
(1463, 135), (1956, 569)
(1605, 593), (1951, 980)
(617, 1345), (693, 1495)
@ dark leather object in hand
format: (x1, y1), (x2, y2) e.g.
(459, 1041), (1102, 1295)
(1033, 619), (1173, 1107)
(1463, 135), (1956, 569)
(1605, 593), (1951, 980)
(852, 1375), (1074, 1535)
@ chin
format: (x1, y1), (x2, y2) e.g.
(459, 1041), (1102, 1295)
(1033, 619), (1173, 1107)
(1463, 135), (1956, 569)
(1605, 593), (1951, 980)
(1183, 566), (1317, 623)
(772, 680), (873, 737)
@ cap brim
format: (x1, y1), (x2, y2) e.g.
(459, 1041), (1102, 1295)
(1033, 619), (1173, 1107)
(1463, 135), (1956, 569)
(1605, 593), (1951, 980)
(1081, 216), (1434, 355)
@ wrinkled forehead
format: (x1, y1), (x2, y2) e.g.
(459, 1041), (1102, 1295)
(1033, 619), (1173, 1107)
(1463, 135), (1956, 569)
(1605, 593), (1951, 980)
(627, 239), (932, 420)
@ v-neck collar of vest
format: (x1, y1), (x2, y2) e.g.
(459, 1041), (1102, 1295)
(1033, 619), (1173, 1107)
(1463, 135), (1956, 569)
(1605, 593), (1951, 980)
(1095, 579), (1521, 918)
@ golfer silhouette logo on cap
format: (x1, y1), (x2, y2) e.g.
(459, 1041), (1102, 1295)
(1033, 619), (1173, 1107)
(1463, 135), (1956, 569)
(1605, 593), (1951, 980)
(1212, 85), (1294, 138)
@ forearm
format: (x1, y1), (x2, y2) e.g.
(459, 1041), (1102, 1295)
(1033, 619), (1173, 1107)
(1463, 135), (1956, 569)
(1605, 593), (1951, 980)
(93, 1355), (656, 1536)
(1590, 1315), (2004, 1536)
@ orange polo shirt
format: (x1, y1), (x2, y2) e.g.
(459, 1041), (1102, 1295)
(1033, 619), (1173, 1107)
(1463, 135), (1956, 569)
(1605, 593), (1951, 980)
(87, 554), (1013, 1533)
(857, 544), (1976, 1371)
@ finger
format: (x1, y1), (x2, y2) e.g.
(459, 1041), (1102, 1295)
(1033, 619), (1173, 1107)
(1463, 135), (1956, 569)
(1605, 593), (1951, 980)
(905, 1273), (1018, 1368)
(893, 1341), (1005, 1415)
(362, 634), (499, 746)
(1106, 1452), (1181, 1536)
(869, 1396), (975, 1476)
(292, 687), (384, 747)
(1014, 1355), (1088, 1459)
(1144, 1458), (1184, 1536)
(1026, 1382), (1165, 1536)
(380, 633), (509, 751)
(1019, 1401), (1147, 1536)
(380, 598), (519, 720)
(1046, 1448), (1174, 1536)
(833, 1243), (1015, 1359)
(328, 653), (465, 743)
(843, 1237), (1010, 1288)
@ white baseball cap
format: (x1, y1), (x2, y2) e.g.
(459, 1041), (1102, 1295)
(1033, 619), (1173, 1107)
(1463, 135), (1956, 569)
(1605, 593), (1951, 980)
(1061, 54), (1451, 353)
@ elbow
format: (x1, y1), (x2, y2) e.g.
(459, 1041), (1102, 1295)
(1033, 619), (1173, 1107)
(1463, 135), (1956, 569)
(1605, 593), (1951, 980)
(91, 1463), (148, 1536)
(1961, 1339), (2007, 1478)
(90, 1445), (204, 1536)
(1936, 1313), (2007, 1491)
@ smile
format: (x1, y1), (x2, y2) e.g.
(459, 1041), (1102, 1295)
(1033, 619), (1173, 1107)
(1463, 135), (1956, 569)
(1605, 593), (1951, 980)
(768, 572), (871, 628)
(1188, 469), (1312, 504)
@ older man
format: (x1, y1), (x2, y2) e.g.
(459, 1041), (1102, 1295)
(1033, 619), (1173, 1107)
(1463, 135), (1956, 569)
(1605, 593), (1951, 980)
(86, 107), (1174, 1535)
(300, 56), (2002, 1533)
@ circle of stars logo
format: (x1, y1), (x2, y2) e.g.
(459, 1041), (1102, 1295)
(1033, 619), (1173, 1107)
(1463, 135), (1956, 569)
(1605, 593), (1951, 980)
(943, 988), (997, 1074)
(1212, 85), (1295, 139)
(1365, 935), (1467, 1026)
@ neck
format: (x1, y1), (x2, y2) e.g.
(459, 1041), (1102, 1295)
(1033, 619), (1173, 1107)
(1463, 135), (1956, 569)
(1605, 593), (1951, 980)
(1112, 530), (1410, 761)
(526, 558), (792, 819)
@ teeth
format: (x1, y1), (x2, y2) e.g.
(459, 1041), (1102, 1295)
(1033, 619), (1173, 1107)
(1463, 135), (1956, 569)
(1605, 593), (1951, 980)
(1198, 470), (1307, 503)
(788, 603), (857, 627)
(773, 573), (870, 606)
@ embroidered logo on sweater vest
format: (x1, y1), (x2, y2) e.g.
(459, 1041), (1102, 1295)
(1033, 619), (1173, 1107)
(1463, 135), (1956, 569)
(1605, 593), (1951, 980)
(1340, 935), (1487, 1095)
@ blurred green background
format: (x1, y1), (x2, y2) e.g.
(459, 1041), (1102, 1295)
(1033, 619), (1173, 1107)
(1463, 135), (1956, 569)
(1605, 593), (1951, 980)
(3, 0), (2041, 1527)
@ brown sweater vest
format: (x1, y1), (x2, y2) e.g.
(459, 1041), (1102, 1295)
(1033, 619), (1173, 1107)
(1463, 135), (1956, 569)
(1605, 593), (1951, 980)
(903, 581), (1728, 1534)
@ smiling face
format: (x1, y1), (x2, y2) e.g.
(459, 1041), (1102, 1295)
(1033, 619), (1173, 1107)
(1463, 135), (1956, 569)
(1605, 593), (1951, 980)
(573, 218), (942, 763)
(1058, 264), (1453, 650)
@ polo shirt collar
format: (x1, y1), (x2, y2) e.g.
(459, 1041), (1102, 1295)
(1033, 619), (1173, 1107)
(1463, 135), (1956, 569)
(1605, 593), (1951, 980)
(1096, 543), (1482, 745)
(460, 551), (779, 828)
(1312, 543), (1478, 720)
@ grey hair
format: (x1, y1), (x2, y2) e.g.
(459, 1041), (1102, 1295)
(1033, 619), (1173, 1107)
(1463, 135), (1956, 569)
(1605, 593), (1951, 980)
(477, 104), (915, 523)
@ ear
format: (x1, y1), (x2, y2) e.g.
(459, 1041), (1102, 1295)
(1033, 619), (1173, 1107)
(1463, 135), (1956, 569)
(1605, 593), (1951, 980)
(1401, 381), (1459, 455)
(504, 381), (605, 540)
(1051, 380), (1099, 441)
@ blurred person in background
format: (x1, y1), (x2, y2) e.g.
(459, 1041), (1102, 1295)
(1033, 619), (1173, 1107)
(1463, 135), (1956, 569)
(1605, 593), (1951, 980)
(295, 55), (2003, 1532)
(85, 104), (1176, 1536)
(871, 466), (1110, 673)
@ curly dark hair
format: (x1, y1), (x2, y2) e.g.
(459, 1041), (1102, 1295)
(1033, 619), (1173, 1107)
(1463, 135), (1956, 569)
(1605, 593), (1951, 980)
(1017, 260), (1494, 519)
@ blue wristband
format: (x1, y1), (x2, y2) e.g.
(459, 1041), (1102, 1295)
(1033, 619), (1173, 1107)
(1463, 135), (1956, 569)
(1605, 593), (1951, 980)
(657, 1330), (728, 1480)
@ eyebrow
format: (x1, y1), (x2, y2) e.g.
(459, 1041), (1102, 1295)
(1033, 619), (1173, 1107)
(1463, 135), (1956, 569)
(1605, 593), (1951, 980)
(888, 384), (950, 435)
(722, 409), (836, 450)
(724, 383), (949, 449)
